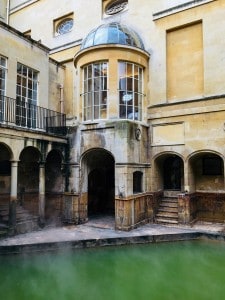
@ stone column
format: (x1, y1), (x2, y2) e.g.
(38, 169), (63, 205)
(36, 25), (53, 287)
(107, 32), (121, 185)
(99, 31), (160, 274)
(39, 161), (45, 226)
(178, 193), (191, 224)
(184, 160), (190, 193)
(9, 160), (18, 231)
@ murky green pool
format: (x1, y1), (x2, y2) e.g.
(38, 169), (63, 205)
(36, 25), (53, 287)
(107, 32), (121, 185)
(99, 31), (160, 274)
(0, 240), (225, 300)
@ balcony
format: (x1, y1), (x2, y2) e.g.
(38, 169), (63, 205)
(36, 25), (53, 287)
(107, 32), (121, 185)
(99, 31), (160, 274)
(0, 95), (67, 136)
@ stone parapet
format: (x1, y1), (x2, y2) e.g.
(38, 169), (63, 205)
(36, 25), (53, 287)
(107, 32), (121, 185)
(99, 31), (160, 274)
(115, 191), (163, 231)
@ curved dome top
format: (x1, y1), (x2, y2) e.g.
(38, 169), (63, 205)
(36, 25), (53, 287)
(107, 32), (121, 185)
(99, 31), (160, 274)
(81, 22), (144, 50)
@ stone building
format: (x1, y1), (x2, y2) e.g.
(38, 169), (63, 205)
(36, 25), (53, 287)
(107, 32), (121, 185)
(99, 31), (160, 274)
(1, 0), (225, 234)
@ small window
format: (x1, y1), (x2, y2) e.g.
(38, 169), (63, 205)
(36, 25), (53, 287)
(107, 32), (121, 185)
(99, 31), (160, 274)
(133, 171), (143, 194)
(105, 0), (128, 15)
(202, 156), (223, 176)
(54, 13), (74, 36)
(57, 18), (73, 35)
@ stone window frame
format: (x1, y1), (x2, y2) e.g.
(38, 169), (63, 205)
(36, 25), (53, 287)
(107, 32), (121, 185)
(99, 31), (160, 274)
(54, 13), (74, 37)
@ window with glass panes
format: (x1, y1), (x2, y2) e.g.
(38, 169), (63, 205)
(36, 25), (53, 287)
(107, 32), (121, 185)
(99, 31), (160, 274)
(0, 56), (7, 121)
(118, 62), (143, 121)
(0, 56), (7, 96)
(83, 62), (108, 121)
(16, 63), (38, 128)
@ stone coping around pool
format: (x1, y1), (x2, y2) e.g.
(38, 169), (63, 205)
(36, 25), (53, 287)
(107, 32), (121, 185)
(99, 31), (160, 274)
(1, 231), (223, 255)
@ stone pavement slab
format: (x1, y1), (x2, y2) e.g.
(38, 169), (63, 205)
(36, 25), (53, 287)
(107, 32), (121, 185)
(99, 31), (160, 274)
(0, 217), (224, 254)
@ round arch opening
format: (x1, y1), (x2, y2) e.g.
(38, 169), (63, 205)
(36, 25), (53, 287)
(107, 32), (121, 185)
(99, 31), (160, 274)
(154, 153), (184, 192)
(189, 152), (224, 192)
(82, 149), (115, 217)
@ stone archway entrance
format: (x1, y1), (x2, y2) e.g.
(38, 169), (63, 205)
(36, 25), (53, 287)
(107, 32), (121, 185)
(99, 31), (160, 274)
(83, 149), (115, 217)
(154, 154), (184, 193)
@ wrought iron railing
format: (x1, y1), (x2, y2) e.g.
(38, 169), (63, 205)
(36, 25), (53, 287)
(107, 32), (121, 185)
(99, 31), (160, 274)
(0, 95), (67, 136)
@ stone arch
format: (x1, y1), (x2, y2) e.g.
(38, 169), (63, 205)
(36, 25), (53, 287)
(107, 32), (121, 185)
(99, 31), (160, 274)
(187, 150), (224, 192)
(81, 148), (115, 216)
(153, 152), (184, 192)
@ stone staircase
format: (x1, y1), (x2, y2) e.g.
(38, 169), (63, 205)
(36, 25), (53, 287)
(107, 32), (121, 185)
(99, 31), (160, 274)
(0, 203), (39, 235)
(0, 204), (9, 238)
(155, 197), (178, 225)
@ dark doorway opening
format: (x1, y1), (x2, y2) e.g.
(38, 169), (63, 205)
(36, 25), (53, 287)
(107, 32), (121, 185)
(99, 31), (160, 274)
(88, 167), (114, 215)
(163, 156), (183, 190)
(84, 149), (115, 217)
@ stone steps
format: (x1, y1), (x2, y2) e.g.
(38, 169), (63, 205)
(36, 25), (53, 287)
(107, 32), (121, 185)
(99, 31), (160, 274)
(0, 203), (39, 234)
(155, 197), (179, 225)
(0, 223), (8, 238)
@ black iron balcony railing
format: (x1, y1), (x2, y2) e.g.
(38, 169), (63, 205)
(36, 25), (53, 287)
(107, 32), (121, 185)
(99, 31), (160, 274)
(0, 95), (67, 136)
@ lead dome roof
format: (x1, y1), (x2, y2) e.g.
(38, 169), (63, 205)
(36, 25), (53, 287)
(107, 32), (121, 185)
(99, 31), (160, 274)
(81, 22), (144, 50)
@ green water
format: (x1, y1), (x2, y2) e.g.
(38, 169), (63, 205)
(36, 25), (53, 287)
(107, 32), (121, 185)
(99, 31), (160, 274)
(0, 241), (225, 300)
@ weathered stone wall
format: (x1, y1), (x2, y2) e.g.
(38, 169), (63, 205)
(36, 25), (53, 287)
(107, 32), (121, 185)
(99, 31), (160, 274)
(115, 191), (163, 231)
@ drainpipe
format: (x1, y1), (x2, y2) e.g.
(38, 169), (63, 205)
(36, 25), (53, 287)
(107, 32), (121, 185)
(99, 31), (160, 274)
(6, 0), (10, 24)
(59, 84), (64, 114)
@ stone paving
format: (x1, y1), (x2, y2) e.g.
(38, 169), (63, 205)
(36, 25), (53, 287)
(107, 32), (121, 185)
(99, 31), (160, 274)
(0, 215), (224, 247)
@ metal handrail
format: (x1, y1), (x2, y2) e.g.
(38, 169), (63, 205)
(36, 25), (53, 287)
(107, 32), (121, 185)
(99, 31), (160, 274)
(0, 95), (67, 136)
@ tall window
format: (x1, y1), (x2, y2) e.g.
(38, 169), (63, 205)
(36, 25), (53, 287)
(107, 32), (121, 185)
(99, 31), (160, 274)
(0, 56), (7, 121)
(0, 56), (7, 96)
(133, 171), (143, 193)
(83, 62), (108, 121)
(16, 63), (38, 128)
(119, 62), (143, 121)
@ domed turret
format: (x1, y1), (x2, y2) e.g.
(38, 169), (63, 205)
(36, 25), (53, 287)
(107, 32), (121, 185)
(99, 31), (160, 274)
(81, 22), (144, 50)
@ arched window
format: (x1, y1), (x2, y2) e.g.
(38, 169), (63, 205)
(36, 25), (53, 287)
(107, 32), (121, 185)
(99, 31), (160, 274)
(133, 171), (143, 194)
(119, 62), (143, 121)
(83, 62), (108, 121)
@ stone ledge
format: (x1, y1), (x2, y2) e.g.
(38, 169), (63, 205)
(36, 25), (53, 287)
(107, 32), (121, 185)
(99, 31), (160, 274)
(0, 231), (203, 255)
(153, 0), (215, 20)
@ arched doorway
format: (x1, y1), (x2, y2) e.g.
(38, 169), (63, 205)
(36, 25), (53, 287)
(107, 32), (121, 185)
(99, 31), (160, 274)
(82, 149), (115, 217)
(163, 156), (183, 190)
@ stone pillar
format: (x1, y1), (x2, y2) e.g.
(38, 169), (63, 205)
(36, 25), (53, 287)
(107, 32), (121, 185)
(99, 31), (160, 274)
(39, 161), (45, 226)
(184, 160), (190, 193)
(178, 193), (191, 224)
(9, 160), (18, 232)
